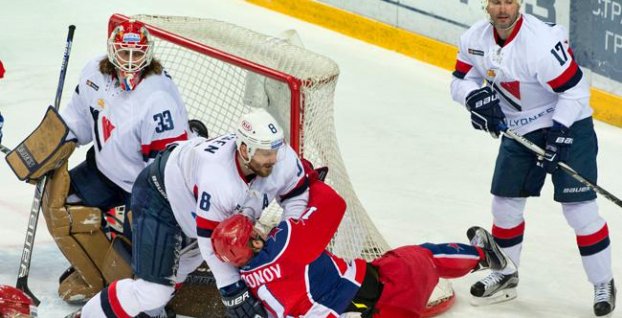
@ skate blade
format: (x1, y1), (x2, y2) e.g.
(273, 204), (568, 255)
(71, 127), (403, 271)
(470, 288), (517, 306)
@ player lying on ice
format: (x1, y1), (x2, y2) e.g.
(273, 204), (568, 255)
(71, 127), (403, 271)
(211, 173), (517, 318)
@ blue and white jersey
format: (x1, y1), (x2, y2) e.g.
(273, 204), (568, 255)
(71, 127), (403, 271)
(61, 55), (189, 192)
(450, 14), (592, 134)
(163, 135), (309, 288)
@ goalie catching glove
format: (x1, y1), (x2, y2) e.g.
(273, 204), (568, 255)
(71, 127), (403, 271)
(220, 281), (267, 318)
(5, 106), (76, 182)
(465, 87), (505, 138)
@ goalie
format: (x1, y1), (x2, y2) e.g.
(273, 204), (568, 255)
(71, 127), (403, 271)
(5, 18), (190, 303)
(211, 178), (516, 318)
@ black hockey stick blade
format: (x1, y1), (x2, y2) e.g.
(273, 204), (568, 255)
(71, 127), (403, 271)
(16, 276), (40, 306)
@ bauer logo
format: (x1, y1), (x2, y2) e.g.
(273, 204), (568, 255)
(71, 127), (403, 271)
(241, 120), (253, 132)
(16, 145), (36, 168)
(123, 33), (141, 43)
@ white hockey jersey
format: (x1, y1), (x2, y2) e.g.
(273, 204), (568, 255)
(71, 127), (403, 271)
(450, 14), (592, 135)
(164, 135), (309, 288)
(61, 56), (189, 192)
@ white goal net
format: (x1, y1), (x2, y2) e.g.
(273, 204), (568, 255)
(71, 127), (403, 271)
(109, 14), (454, 315)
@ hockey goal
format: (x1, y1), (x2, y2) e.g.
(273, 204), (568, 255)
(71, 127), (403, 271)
(109, 14), (454, 316)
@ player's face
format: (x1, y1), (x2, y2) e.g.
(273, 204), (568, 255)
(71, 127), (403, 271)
(486, 0), (520, 30)
(249, 148), (278, 177)
(113, 45), (148, 72)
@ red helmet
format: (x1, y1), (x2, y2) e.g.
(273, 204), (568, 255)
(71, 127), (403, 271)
(107, 19), (153, 90)
(212, 214), (255, 267)
(0, 285), (37, 317)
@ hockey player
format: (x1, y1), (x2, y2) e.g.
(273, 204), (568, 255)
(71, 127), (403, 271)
(450, 0), (615, 315)
(78, 108), (309, 318)
(211, 177), (516, 318)
(5, 19), (190, 303)
(0, 285), (37, 317)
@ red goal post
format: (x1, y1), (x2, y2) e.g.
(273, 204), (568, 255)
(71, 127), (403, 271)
(108, 13), (454, 316)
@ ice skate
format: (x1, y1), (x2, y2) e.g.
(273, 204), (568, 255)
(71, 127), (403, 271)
(594, 278), (616, 317)
(467, 226), (516, 272)
(470, 271), (519, 306)
(467, 226), (518, 305)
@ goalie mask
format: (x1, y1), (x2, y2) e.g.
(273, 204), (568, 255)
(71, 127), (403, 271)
(212, 214), (256, 267)
(0, 285), (37, 317)
(235, 108), (285, 165)
(107, 19), (153, 91)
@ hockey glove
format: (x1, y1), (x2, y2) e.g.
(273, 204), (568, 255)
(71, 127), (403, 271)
(220, 281), (267, 318)
(465, 87), (505, 138)
(539, 121), (573, 174)
(0, 111), (4, 144)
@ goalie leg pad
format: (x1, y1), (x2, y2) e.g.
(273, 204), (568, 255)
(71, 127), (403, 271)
(100, 236), (133, 283)
(6, 106), (76, 182)
(42, 162), (122, 302)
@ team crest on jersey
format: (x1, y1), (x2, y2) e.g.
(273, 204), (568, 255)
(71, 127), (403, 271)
(468, 48), (484, 56)
(86, 80), (100, 91)
(97, 98), (105, 108)
(500, 81), (521, 100)
(486, 69), (497, 78)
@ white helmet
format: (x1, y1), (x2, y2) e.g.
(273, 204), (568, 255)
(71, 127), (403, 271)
(236, 109), (285, 162)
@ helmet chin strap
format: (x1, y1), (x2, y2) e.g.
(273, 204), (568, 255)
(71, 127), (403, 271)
(238, 144), (253, 167)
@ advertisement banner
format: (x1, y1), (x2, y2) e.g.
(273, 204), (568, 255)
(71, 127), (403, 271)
(571, 1), (622, 84)
(319, 0), (568, 45)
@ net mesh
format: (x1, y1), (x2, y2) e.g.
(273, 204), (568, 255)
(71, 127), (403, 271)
(115, 14), (390, 261)
(110, 13), (453, 310)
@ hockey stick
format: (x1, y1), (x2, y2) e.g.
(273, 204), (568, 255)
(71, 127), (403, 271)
(0, 143), (10, 154)
(501, 126), (622, 208)
(15, 25), (76, 306)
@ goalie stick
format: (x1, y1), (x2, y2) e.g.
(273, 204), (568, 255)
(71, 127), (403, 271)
(15, 25), (76, 306)
(501, 125), (622, 208)
(0, 143), (9, 154)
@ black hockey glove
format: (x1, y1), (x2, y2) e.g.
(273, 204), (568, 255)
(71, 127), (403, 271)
(219, 281), (267, 318)
(539, 121), (573, 174)
(465, 87), (505, 138)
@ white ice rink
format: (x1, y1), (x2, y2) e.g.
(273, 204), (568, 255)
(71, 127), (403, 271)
(1, 1), (621, 317)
